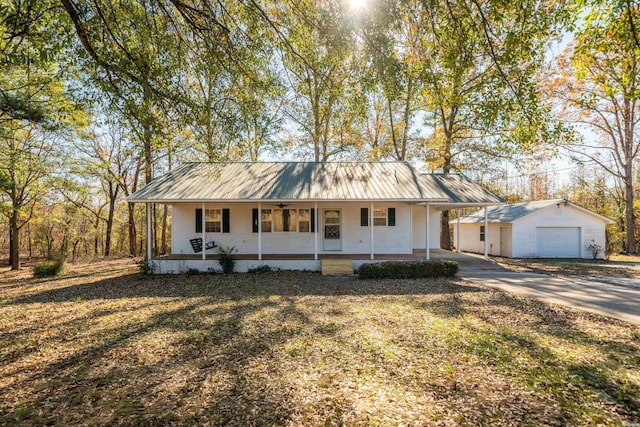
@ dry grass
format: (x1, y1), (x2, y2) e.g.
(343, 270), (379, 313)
(494, 256), (640, 279)
(1, 259), (639, 426)
(609, 253), (640, 263)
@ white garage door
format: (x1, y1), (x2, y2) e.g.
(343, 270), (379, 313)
(535, 227), (580, 258)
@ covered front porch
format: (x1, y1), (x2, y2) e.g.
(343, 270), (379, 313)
(147, 200), (443, 265)
(128, 163), (505, 273)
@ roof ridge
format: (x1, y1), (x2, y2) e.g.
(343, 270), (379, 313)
(185, 161), (411, 164)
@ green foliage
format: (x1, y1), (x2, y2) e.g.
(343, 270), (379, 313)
(217, 246), (237, 274)
(358, 260), (459, 280)
(248, 264), (273, 274)
(185, 268), (201, 276)
(33, 259), (65, 277)
(139, 258), (153, 275)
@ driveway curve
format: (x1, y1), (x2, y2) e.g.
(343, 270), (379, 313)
(431, 250), (640, 325)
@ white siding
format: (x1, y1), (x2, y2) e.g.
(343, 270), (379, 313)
(411, 205), (441, 249)
(453, 223), (509, 256)
(512, 204), (607, 258)
(453, 204), (608, 259)
(171, 202), (418, 256)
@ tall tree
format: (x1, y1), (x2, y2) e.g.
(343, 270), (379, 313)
(0, 0), (83, 269)
(551, 0), (639, 253)
(414, 0), (567, 249)
(360, 0), (422, 161)
(279, 0), (366, 160)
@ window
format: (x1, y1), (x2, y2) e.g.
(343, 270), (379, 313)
(205, 209), (221, 232)
(274, 209), (298, 232)
(373, 208), (387, 226)
(261, 209), (272, 232)
(480, 225), (485, 242)
(254, 208), (314, 233)
(298, 209), (310, 232)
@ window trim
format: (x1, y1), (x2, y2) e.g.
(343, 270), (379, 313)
(480, 225), (486, 242)
(205, 208), (222, 233)
(373, 208), (388, 227)
(258, 207), (314, 233)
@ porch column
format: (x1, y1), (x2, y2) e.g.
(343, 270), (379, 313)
(409, 204), (413, 254)
(370, 202), (374, 260)
(456, 208), (461, 254)
(146, 203), (152, 261)
(202, 202), (206, 261)
(425, 202), (430, 260)
(484, 206), (489, 259)
(258, 202), (262, 261)
(314, 202), (318, 260)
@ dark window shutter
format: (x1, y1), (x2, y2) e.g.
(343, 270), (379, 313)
(195, 208), (203, 233)
(252, 208), (258, 233)
(361, 208), (368, 226)
(222, 209), (230, 233)
(310, 208), (316, 232)
(388, 208), (396, 226)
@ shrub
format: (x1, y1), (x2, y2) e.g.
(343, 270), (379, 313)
(587, 240), (602, 260)
(33, 259), (65, 277)
(217, 246), (237, 274)
(358, 260), (459, 279)
(248, 264), (273, 274)
(139, 258), (153, 275)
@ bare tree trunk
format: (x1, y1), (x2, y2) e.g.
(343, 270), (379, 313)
(624, 166), (637, 253)
(440, 156), (453, 251)
(152, 203), (157, 256)
(93, 217), (100, 256)
(27, 222), (32, 260)
(104, 184), (118, 256)
(10, 210), (20, 270)
(8, 227), (13, 267)
(128, 203), (137, 256)
(161, 204), (168, 255)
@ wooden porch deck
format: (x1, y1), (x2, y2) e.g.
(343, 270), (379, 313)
(154, 250), (427, 261)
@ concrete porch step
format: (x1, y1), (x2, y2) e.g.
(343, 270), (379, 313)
(321, 259), (355, 276)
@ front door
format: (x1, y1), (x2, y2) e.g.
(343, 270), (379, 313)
(322, 209), (342, 251)
(500, 226), (508, 257)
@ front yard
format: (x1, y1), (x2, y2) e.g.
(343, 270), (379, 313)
(1, 259), (639, 426)
(494, 255), (640, 280)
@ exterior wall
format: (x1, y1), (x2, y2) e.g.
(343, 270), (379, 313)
(171, 202), (420, 256)
(511, 204), (607, 259)
(453, 204), (608, 259)
(453, 223), (510, 257)
(151, 259), (322, 274)
(411, 205), (441, 250)
(150, 258), (422, 274)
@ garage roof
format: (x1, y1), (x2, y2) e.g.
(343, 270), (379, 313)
(127, 162), (504, 204)
(453, 199), (615, 224)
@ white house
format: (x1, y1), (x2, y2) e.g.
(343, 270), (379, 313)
(128, 162), (504, 273)
(450, 199), (614, 259)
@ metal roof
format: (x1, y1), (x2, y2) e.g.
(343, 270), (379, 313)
(127, 162), (503, 203)
(452, 199), (615, 224)
(421, 173), (505, 205)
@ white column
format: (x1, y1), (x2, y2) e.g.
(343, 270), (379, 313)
(409, 204), (413, 254)
(425, 202), (430, 260)
(456, 208), (461, 254)
(202, 202), (206, 261)
(484, 206), (489, 259)
(370, 202), (374, 260)
(146, 203), (152, 261)
(258, 202), (262, 261)
(314, 202), (318, 260)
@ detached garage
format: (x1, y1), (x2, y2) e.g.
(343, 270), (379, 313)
(451, 199), (614, 259)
